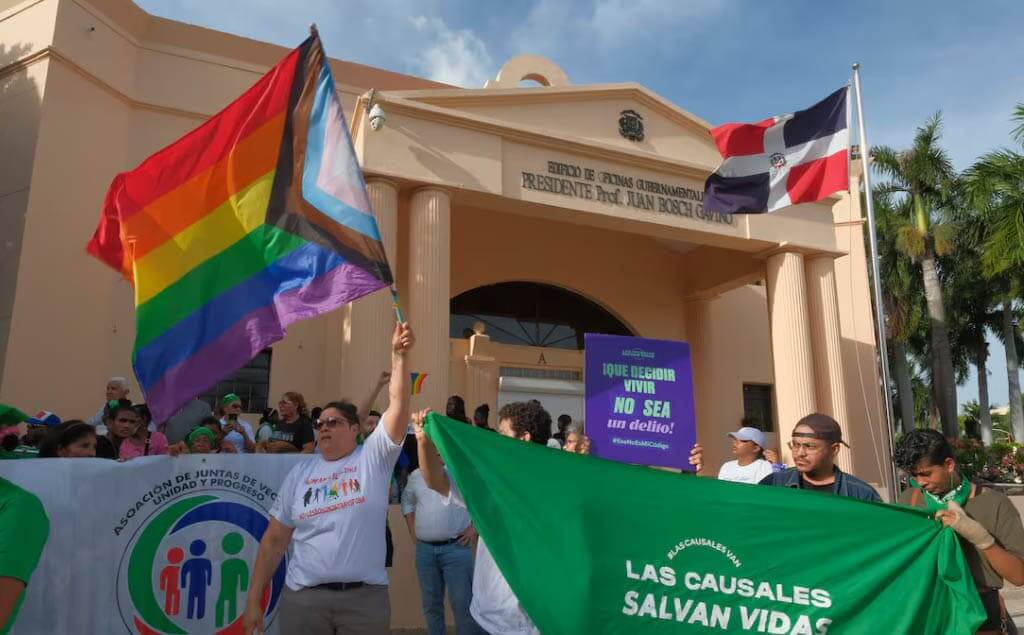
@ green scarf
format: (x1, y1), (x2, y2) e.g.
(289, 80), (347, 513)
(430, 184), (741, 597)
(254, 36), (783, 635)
(910, 475), (970, 512)
(187, 427), (216, 449)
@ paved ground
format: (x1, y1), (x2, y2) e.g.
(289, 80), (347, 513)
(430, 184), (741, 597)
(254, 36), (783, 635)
(1006, 583), (1024, 627)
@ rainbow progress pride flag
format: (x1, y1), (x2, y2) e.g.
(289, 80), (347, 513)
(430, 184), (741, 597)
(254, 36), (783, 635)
(87, 34), (392, 422)
(410, 372), (428, 396)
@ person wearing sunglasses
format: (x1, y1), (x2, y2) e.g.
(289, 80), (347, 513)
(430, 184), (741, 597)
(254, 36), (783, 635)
(244, 322), (415, 635)
(758, 413), (880, 502)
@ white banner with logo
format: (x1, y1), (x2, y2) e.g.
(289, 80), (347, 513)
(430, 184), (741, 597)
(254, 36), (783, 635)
(0, 455), (305, 634)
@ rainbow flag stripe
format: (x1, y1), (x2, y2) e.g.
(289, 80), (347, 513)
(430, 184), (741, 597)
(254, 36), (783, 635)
(410, 373), (428, 396)
(87, 35), (392, 422)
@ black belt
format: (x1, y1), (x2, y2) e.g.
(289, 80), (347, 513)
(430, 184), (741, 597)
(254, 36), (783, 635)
(419, 537), (460, 546)
(315, 581), (364, 592)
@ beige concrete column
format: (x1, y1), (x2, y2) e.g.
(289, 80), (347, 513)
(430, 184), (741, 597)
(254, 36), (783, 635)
(766, 251), (817, 463)
(805, 255), (853, 471)
(341, 179), (399, 406)
(408, 187), (451, 410)
(684, 297), (718, 472)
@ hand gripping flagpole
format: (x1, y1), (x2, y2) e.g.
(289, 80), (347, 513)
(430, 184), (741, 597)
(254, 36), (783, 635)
(852, 63), (899, 497)
(391, 286), (405, 324)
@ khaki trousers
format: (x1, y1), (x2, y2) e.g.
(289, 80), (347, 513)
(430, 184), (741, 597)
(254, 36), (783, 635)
(278, 584), (390, 635)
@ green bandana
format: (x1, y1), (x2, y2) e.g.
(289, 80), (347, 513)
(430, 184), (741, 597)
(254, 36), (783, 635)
(910, 475), (970, 512)
(0, 404), (29, 426)
(187, 427), (216, 449)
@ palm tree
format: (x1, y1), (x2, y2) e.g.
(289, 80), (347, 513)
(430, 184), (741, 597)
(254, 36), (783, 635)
(872, 113), (959, 438)
(873, 190), (926, 432)
(961, 400), (983, 439)
(962, 103), (1024, 441)
(946, 246), (997, 443)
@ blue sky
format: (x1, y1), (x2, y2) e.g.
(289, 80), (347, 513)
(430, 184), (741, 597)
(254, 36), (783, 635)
(134, 0), (1024, 408)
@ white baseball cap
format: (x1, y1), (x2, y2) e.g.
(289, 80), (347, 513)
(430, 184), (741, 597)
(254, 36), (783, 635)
(727, 426), (766, 449)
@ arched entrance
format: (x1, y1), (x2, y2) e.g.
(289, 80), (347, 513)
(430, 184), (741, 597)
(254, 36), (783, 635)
(450, 282), (633, 431)
(449, 281), (634, 349)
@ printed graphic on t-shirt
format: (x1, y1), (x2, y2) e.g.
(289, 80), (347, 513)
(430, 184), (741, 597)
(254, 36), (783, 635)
(297, 467), (365, 521)
(270, 430), (294, 443)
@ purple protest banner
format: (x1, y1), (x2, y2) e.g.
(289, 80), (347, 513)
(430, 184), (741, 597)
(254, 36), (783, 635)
(584, 333), (696, 470)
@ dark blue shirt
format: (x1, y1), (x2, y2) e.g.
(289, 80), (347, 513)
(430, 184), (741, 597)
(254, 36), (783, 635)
(759, 467), (881, 502)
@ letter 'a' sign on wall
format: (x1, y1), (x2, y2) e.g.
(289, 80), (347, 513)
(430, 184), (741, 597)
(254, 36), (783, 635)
(584, 333), (696, 470)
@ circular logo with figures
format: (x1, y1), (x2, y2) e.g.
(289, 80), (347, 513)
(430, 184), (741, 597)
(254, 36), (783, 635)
(769, 152), (787, 170)
(116, 494), (286, 634)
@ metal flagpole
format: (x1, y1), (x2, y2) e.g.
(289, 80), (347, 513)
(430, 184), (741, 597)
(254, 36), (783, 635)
(851, 63), (900, 497)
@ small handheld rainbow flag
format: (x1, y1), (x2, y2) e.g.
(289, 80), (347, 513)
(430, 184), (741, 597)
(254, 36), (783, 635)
(410, 372), (428, 396)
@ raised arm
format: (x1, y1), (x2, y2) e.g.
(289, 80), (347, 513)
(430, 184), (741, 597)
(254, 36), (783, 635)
(382, 322), (414, 445)
(239, 423), (256, 453)
(412, 409), (450, 497)
(359, 371), (391, 434)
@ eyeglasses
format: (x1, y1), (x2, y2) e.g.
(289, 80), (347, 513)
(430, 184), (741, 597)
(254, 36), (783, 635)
(313, 417), (353, 431)
(788, 440), (827, 455)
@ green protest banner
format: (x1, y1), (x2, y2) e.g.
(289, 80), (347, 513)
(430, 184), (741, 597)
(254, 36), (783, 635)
(425, 414), (985, 634)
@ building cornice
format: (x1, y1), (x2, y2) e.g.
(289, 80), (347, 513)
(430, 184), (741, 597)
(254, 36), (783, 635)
(355, 93), (718, 182)
(0, 44), (366, 123)
(392, 83), (714, 138)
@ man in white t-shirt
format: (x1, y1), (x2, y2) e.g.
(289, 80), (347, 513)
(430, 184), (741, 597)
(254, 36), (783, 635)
(414, 401), (550, 635)
(243, 323), (414, 635)
(717, 426), (774, 485)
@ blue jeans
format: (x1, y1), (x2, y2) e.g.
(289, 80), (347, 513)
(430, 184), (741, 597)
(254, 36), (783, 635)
(414, 540), (475, 634)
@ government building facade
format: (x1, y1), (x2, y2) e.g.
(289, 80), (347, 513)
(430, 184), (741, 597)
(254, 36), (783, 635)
(0, 0), (889, 628)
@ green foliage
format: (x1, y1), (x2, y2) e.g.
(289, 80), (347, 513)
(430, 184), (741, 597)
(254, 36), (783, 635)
(873, 191), (926, 343)
(871, 113), (961, 436)
(1012, 103), (1024, 147)
(992, 411), (1013, 444)
(954, 438), (1024, 483)
(962, 148), (1024, 278)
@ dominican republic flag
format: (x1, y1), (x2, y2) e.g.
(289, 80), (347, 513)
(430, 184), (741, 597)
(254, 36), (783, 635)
(703, 86), (849, 214)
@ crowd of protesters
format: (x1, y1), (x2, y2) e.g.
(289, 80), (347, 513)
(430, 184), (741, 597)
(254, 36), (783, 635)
(2, 324), (1023, 634)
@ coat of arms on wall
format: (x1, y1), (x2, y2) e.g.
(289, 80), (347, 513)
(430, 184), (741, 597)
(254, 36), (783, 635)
(618, 109), (644, 142)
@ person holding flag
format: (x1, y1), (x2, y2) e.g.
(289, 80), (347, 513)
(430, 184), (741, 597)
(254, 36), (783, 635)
(412, 405), (704, 634)
(895, 429), (1024, 634)
(413, 402), (552, 635)
(759, 414), (880, 501)
(243, 322), (414, 635)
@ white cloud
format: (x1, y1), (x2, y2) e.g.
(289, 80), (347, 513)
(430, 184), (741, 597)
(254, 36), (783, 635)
(510, 0), (726, 65)
(409, 16), (494, 87)
(135, 0), (497, 88)
(590, 0), (724, 47)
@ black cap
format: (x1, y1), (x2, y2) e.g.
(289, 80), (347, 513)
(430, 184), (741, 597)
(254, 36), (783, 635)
(793, 413), (849, 447)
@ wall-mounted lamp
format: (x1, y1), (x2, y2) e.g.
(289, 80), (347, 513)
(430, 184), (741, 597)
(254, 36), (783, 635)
(365, 88), (386, 131)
